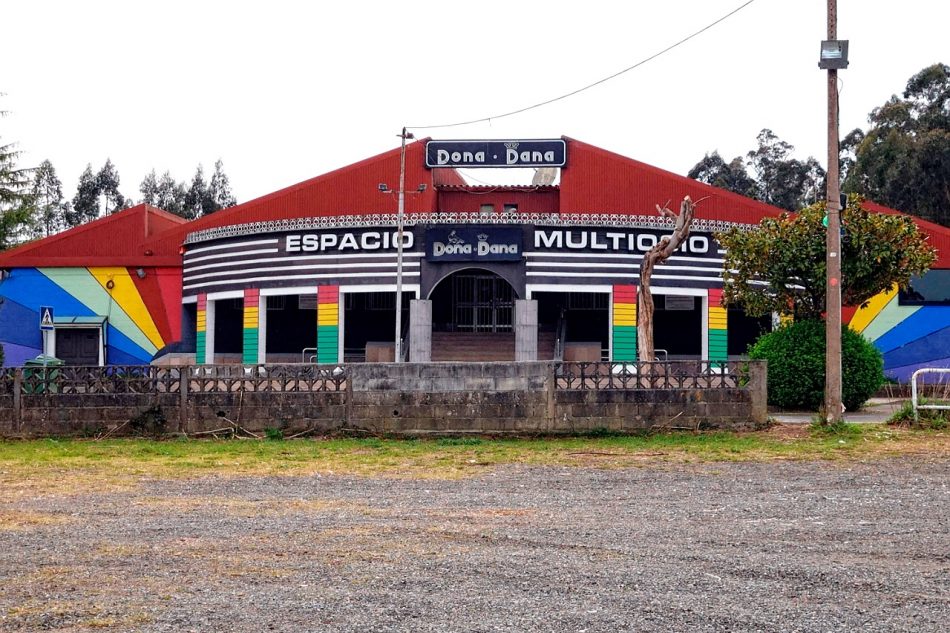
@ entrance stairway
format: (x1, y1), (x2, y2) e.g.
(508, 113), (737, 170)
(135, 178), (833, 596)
(429, 331), (558, 362)
(431, 332), (513, 362)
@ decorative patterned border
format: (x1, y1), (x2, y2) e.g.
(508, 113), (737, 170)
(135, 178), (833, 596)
(184, 213), (755, 245)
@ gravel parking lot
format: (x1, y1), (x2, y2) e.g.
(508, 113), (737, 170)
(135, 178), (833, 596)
(1, 456), (948, 632)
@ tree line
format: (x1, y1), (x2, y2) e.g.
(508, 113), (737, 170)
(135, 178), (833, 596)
(15, 157), (237, 244)
(689, 62), (949, 226)
(1, 107), (238, 250)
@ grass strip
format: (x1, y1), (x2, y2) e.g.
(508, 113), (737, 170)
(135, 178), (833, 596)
(0, 424), (946, 495)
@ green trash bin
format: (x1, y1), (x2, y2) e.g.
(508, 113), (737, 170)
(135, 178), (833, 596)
(23, 355), (64, 393)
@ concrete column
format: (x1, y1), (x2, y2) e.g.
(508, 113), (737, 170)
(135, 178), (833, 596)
(748, 361), (768, 425)
(204, 298), (216, 364)
(338, 292), (346, 364)
(257, 295), (268, 364)
(514, 299), (538, 362)
(409, 300), (432, 362)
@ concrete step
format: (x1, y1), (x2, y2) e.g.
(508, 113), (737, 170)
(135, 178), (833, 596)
(427, 331), (559, 362)
(431, 332), (514, 362)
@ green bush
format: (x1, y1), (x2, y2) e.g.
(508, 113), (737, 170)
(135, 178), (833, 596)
(749, 319), (884, 411)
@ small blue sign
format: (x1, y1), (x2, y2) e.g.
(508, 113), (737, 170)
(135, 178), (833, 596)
(426, 139), (566, 168)
(39, 306), (55, 331)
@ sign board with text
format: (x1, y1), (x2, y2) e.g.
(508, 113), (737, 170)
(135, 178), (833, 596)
(425, 227), (523, 262)
(425, 140), (566, 168)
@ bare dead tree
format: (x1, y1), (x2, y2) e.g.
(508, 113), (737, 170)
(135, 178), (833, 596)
(637, 196), (698, 364)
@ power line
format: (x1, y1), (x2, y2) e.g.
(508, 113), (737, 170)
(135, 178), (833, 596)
(408, 0), (758, 131)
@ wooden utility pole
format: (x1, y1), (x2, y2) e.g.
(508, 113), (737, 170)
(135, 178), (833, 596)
(824, 0), (844, 422)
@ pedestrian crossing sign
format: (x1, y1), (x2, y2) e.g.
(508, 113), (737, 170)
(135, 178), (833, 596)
(40, 306), (54, 331)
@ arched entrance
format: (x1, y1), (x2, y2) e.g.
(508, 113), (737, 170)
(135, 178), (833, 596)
(427, 269), (518, 361)
(430, 269), (516, 333)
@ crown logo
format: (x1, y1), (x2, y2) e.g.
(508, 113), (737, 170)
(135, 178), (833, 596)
(504, 142), (520, 150)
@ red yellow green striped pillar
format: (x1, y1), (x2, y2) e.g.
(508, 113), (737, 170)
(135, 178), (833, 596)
(317, 285), (340, 364)
(708, 288), (728, 366)
(242, 288), (260, 364)
(612, 284), (637, 362)
(196, 294), (207, 365)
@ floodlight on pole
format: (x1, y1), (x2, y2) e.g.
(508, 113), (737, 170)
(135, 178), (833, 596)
(818, 40), (849, 70)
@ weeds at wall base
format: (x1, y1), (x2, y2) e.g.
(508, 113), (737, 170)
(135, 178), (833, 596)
(887, 399), (950, 430)
(809, 420), (862, 437)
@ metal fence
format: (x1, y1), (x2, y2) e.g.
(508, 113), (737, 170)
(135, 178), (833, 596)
(2, 364), (348, 395)
(555, 361), (750, 390)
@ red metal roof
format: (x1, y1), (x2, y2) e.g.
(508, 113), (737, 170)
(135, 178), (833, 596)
(432, 167), (467, 187)
(0, 204), (187, 268)
(144, 139), (446, 254)
(862, 200), (950, 268)
(559, 137), (786, 225)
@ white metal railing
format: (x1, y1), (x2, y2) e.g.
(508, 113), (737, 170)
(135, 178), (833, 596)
(910, 368), (950, 422)
(301, 347), (317, 363)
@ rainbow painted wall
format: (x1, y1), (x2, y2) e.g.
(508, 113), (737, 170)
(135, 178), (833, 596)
(848, 286), (950, 382)
(0, 266), (181, 366)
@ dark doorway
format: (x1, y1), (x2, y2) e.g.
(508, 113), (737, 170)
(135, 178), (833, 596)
(56, 328), (99, 365)
(728, 306), (772, 356)
(265, 295), (316, 356)
(653, 295), (702, 359)
(342, 291), (411, 361)
(213, 298), (243, 355)
(431, 271), (514, 332)
(535, 291), (609, 360)
(429, 270), (518, 361)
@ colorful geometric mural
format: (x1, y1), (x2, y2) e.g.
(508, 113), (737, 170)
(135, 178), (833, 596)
(707, 288), (728, 367)
(316, 285), (339, 364)
(612, 284), (637, 362)
(849, 286), (950, 382)
(0, 267), (181, 367)
(242, 289), (260, 364)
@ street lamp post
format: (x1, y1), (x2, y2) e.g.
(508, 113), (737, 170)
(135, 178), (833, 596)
(394, 127), (413, 362)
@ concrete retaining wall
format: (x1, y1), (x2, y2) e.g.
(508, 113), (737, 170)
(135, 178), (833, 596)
(0, 362), (767, 438)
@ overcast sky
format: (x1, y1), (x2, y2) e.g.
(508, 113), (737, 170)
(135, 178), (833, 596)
(2, 0), (947, 206)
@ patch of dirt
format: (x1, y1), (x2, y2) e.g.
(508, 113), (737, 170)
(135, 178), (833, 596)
(763, 423), (812, 440)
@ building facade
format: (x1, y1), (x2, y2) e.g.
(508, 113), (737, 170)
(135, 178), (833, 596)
(1, 137), (948, 380)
